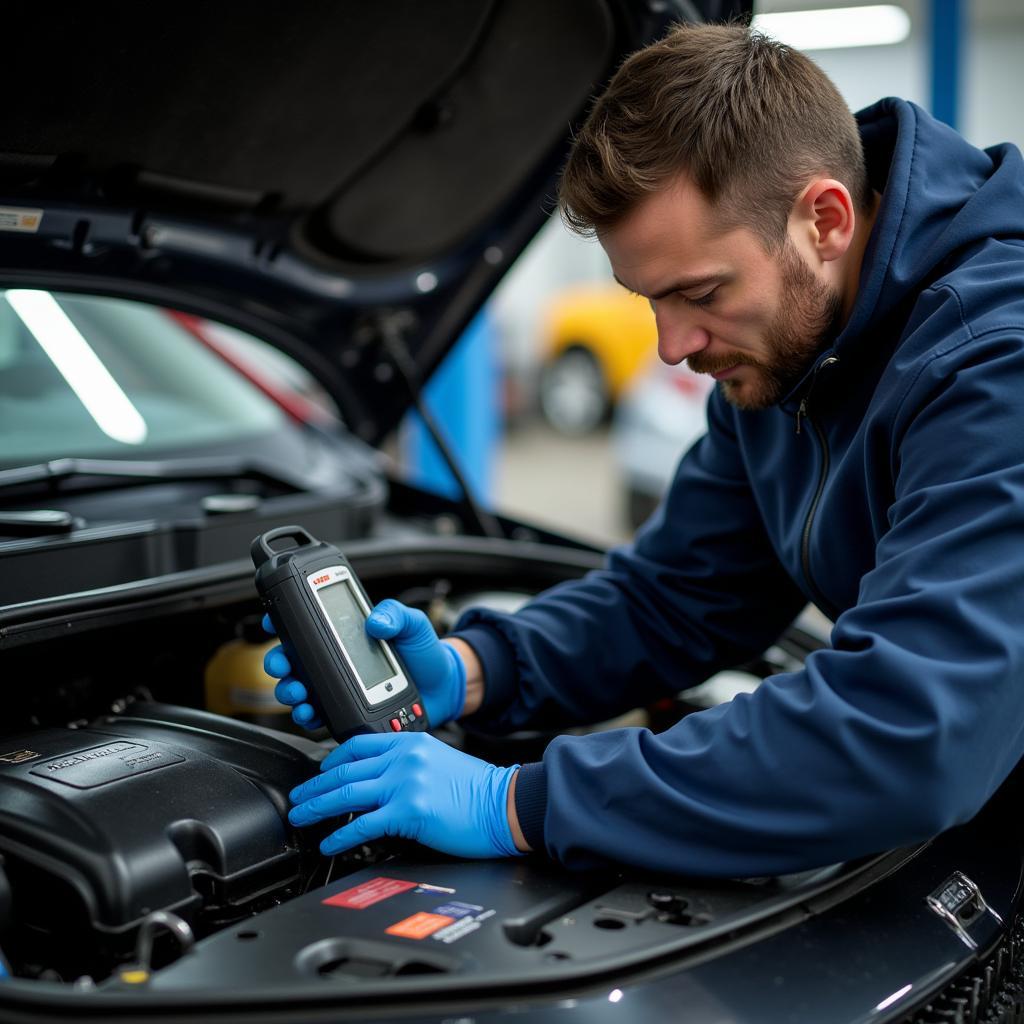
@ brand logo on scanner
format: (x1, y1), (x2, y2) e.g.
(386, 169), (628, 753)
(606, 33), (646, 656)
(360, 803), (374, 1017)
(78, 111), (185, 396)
(45, 742), (138, 772)
(313, 575), (331, 585)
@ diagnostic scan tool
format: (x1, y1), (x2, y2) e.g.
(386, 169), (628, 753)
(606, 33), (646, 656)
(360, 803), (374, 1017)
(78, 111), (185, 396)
(252, 526), (429, 741)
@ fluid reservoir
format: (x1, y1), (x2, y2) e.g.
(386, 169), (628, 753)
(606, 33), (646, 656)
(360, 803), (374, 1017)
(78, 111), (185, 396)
(204, 617), (294, 730)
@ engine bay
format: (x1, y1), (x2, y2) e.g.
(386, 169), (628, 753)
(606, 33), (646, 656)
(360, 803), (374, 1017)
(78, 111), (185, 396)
(0, 531), (841, 1001)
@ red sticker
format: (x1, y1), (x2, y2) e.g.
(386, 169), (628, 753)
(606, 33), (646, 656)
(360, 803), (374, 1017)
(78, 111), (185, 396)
(385, 912), (455, 940)
(322, 876), (418, 909)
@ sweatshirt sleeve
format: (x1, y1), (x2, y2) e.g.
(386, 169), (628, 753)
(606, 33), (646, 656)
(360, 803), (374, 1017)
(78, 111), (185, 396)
(452, 388), (809, 735)
(529, 326), (1024, 875)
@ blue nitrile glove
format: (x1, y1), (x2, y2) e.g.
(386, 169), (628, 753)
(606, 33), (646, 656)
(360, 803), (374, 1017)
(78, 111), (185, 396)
(364, 599), (466, 726)
(288, 732), (522, 858)
(263, 599), (467, 730)
(262, 614), (323, 730)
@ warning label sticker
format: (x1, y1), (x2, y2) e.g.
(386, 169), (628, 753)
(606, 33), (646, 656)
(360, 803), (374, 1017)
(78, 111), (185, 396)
(432, 908), (496, 945)
(433, 901), (483, 919)
(0, 207), (43, 233)
(323, 876), (418, 910)
(385, 912), (455, 940)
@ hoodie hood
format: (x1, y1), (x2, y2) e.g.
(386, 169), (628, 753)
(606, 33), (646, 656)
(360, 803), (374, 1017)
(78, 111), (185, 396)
(841, 98), (1024, 350)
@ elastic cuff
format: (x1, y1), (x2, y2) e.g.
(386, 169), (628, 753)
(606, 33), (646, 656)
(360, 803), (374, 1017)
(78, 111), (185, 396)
(490, 764), (525, 858)
(449, 625), (518, 720)
(513, 761), (548, 854)
(442, 641), (467, 726)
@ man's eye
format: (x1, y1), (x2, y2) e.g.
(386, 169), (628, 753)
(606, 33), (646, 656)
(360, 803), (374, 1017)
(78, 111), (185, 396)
(682, 289), (717, 308)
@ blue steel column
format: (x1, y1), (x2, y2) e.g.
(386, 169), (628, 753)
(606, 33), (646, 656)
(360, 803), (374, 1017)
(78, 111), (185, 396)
(401, 307), (499, 504)
(929, 0), (963, 130)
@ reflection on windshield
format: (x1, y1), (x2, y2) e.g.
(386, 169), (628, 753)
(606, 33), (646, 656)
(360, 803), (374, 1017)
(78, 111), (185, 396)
(0, 291), (289, 467)
(7, 290), (148, 446)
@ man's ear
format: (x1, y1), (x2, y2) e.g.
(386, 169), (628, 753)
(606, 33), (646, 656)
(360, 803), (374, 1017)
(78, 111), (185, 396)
(791, 179), (855, 263)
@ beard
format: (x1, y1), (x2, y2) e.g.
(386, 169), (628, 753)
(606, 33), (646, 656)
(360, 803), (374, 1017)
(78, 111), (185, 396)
(686, 241), (844, 411)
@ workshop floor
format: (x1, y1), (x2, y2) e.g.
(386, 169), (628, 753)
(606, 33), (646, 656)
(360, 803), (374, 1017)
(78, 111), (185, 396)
(495, 421), (631, 548)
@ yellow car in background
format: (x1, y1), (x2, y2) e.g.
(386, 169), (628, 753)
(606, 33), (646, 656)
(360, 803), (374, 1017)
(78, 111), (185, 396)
(539, 283), (657, 433)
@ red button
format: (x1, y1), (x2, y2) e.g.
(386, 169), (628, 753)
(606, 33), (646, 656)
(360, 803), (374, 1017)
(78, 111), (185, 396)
(412, 703), (423, 718)
(389, 719), (402, 732)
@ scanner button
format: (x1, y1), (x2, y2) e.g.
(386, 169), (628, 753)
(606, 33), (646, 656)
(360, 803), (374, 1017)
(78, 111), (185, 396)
(389, 719), (402, 732)
(412, 703), (423, 717)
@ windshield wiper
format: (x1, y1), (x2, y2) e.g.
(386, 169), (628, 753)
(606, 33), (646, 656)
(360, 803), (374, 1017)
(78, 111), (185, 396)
(0, 457), (306, 494)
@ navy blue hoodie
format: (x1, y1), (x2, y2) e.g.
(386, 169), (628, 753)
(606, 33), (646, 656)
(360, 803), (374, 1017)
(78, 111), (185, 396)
(454, 98), (1024, 875)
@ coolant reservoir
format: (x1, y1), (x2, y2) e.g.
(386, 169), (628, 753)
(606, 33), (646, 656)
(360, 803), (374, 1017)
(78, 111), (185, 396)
(205, 617), (292, 729)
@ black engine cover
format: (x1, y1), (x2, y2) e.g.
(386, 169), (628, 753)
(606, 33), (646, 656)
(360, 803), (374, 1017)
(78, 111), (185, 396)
(0, 704), (323, 945)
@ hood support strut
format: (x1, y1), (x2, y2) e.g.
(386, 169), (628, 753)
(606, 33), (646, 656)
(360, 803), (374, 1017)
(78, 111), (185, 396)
(373, 310), (503, 540)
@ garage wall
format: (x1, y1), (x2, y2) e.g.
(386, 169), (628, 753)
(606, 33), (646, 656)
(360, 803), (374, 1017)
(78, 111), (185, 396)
(493, 0), (1024, 402)
(761, 0), (1024, 148)
(963, 12), (1024, 146)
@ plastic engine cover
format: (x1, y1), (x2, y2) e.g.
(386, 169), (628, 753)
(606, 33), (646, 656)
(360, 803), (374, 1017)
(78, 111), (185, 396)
(0, 705), (323, 944)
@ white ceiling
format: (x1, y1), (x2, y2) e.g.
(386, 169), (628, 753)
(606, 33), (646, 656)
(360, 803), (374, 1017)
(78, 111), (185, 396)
(754, 0), (1022, 27)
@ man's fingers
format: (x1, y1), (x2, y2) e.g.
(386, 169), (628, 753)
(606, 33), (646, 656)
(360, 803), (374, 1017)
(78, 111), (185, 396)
(261, 613), (277, 636)
(319, 732), (403, 771)
(320, 809), (394, 855)
(274, 678), (308, 706)
(289, 780), (382, 825)
(292, 703), (321, 728)
(264, 646), (291, 678)
(366, 600), (434, 649)
(365, 598), (410, 640)
(290, 758), (386, 804)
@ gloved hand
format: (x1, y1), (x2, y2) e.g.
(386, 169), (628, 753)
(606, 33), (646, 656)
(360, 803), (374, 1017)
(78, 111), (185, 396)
(262, 614), (322, 730)
(288, 732), (523, 858)
(263, 599), (467, 730)
(364, 599), (466, 726)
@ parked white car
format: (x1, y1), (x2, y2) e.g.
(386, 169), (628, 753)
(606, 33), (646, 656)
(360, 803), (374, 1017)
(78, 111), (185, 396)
(612, 359), (713, 527)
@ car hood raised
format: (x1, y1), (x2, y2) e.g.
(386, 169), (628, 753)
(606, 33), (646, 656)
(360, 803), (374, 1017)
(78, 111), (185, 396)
(0, 0), (747, 443)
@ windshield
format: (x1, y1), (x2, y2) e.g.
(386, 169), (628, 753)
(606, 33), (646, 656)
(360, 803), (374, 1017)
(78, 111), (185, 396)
(0, 290), (290, 468)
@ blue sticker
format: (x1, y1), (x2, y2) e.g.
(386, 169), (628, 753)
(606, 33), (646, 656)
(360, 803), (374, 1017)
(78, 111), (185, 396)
(433, 901), (484, 919)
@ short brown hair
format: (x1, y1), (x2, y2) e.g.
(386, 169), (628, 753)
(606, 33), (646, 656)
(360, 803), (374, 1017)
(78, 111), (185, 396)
(559, 23), (871, 248)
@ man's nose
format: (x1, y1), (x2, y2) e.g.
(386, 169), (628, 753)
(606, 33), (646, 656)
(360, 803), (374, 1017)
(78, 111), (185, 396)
(656, 311), (711, 365)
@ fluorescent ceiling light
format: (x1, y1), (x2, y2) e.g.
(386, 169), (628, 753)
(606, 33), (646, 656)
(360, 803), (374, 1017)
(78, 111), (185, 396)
(753, 5), (911, 50)
(6, 289), (148, 445)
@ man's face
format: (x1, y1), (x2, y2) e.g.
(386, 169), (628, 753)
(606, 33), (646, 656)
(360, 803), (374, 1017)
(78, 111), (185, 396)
(600, 175), (843, 410)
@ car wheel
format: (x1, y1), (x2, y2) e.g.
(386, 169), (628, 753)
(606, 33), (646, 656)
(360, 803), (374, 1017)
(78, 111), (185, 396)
(539, 346), (609, 434)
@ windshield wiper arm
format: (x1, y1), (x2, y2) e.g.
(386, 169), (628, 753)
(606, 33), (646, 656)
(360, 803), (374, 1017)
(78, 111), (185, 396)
(0, 457), (306, 494)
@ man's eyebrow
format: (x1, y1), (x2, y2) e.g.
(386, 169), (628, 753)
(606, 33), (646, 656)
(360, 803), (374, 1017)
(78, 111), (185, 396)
(613, 273), (724, 300)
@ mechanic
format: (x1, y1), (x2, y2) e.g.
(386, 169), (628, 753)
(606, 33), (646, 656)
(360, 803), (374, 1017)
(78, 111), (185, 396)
(269, 23), (1024, 875)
